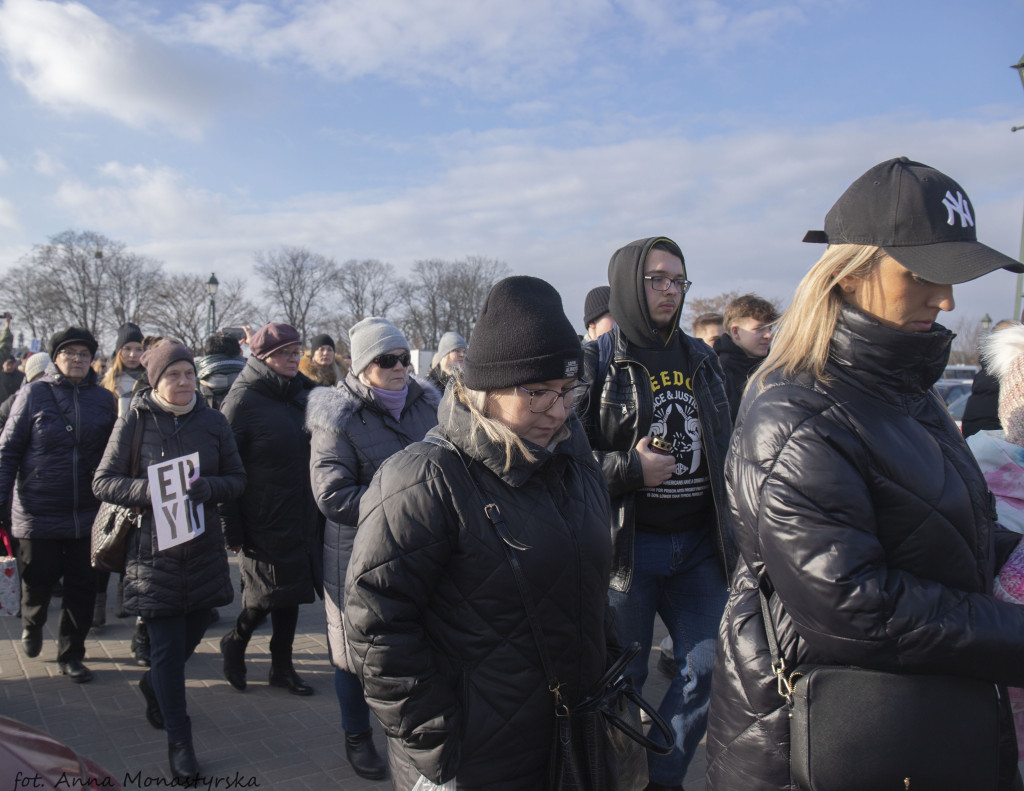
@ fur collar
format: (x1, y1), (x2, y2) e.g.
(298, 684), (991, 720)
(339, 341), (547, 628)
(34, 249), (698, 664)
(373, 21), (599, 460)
(305, 374), (441, 435)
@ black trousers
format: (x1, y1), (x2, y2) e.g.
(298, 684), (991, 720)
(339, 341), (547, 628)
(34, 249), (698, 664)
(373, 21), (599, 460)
(235, 604), (299, 665)
(17, 537), (95, 662)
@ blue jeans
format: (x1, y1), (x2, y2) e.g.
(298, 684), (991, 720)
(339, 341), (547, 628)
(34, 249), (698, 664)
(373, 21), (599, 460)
(145, 610), (212, 744)
(607, 528), (728, 787)
(334, 668), (371, 734)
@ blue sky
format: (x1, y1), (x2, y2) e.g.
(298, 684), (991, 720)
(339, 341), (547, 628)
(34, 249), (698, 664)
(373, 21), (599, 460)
(1, 0), (1023, 340)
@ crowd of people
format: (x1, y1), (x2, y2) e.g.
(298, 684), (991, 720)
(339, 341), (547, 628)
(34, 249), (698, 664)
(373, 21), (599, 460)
(2, 155), (1024, 791)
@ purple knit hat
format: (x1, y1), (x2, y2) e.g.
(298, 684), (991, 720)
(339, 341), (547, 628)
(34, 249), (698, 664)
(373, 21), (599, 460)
(250, 322), (301, 359)
(140, 340), (194, 386)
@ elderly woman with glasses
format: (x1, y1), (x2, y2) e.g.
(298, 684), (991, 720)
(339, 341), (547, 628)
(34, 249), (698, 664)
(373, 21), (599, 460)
(219, 323), (322, 699)
(344, 278), (613, 791)
(306, 316), (441, 780)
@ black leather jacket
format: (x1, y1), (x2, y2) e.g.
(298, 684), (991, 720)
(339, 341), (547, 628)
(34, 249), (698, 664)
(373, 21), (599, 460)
(581, 326), (737, 592)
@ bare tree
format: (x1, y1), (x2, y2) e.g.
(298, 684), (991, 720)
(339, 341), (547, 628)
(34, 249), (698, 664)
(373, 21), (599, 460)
(334, 259), (400, 328)
(401, 256), (510, 348)
(254, 246), (339, 343)
(149, 275), (260, 351)
(948, 316), (986, 366)
(0, 263), (66, 345)
(106, 252), (166, 327)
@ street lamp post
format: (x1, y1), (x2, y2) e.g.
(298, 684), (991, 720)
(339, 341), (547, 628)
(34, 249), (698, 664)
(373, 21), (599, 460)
(1011, 55), (1024, 320)
(206, 273), (219, 338)
(981, 313), (993, 332)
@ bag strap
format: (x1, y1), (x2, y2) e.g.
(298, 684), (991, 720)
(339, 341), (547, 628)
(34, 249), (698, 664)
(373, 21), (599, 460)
(127, 408), (144, 478)
(423, 435), (565, 707)
(758, 577), (799, 705)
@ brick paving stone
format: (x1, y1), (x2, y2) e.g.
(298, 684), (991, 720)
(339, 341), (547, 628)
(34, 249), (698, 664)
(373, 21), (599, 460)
(0, 556), (705, 791)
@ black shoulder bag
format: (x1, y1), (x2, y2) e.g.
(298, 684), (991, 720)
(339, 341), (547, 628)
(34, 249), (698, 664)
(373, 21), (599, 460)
(424, 435), (673, 791)
(91, 409), (145, 573)
(759, 581), (1001, 791)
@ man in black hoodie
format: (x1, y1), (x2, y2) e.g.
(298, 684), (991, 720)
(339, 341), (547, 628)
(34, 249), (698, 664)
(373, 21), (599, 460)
(580, 237), (735, 791)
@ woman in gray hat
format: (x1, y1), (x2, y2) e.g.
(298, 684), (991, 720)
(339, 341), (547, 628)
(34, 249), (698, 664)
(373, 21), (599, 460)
(306, 316), (441, 780)
(344, 278), (612, 791)
(706, 158), (1024, 791)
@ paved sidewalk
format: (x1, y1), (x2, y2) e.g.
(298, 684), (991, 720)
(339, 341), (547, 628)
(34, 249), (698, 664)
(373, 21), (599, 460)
(0, 557), (705, 790)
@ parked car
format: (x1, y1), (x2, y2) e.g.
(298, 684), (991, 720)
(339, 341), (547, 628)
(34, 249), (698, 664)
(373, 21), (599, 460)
(946, 393), (970, 432)
(935, 381), (972, 405)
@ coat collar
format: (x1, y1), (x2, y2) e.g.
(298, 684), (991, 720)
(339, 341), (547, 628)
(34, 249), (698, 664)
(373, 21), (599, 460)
(828, 304), (953, 397)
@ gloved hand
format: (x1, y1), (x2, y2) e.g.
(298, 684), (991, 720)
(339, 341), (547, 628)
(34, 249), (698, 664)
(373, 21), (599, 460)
(411, 777), (456, 791)
(186, 477), (213, 504)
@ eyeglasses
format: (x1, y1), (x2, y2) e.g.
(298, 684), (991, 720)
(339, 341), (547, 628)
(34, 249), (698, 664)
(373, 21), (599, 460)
(57, 349), (91, 361)
(373, 352), (411, 369)
(644, 275), (692, 294)
(516, 382), (590, 413)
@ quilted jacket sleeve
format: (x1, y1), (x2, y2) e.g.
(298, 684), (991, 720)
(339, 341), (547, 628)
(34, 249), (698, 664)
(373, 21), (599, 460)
(218, 391), (249, 547)
(747, 405), (1024, 686)
(92, 411), (151, 508)
(0, 386), (32, 505)
(310, 423), (366, 527)
(344, 450), (461, 785)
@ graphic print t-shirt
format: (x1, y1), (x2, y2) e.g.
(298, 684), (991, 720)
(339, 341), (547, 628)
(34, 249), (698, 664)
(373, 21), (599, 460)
(633, 337), (713, 533)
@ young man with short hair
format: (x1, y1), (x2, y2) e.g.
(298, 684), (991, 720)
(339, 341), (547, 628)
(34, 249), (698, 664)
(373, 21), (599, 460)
(692, 312), (724, 348)
(714, 293), (778, 421)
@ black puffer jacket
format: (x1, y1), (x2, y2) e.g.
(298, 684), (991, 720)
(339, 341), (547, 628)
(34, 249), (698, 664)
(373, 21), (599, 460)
(706, 306), (1024, 791)
(306, 373), (440, 671)
(0, 365), (116, 540)
(345, 391), (612, 791)
(712, 333), (762, 422)
(961, 362), (1001, 438)
(220, 356), (321, 610)
(92, 392), (246, 618)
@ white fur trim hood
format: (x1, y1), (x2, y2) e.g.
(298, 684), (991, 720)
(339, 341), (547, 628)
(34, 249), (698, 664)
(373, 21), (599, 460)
(305, 375), (441, 435)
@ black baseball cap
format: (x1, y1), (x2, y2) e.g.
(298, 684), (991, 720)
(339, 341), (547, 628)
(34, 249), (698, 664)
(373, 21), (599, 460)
(803, 156), (1024, 284)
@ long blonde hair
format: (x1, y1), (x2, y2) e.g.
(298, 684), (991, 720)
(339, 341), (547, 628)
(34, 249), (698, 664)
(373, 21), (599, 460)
(748, 244), (883, 391)
(451, 375), (571, 473)
(101, 346), (140, 393)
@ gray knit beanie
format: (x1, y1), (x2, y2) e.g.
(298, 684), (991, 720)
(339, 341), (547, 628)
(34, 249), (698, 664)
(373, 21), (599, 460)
(348, 317), (410, 374)
(24, 353), (51, 383)
(437, 331), (467, 360)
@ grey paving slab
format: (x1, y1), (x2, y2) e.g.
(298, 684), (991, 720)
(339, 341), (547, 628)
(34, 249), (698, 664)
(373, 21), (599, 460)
(0, 556), (704, 790)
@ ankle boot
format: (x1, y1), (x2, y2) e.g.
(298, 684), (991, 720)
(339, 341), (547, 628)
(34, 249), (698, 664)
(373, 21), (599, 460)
(168, 740), (199, 780)
(268, 664), (313, 696)
(92, 593), (106, 629)
(220, 630), (248, 691)
(345, 729), (386, 780)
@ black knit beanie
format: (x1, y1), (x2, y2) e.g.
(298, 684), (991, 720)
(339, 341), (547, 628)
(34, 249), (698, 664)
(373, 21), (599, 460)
(462, 276), (582, 390)
(310, 333), (335, 351)
(583, 285), (611, 327)
(49, 327), (98, 358)
(115, 322), (143, 353)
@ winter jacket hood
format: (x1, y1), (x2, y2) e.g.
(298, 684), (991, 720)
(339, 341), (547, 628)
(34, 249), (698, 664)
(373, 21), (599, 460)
(607, 236), (686, 349)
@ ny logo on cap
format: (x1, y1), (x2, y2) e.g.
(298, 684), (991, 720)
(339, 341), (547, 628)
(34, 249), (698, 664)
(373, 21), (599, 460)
(564, 359), (579, 378)
(942, 190), (974, 229)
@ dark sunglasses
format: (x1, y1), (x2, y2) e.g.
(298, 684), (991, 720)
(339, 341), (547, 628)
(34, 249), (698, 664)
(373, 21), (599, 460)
(373, 352), (411, 369)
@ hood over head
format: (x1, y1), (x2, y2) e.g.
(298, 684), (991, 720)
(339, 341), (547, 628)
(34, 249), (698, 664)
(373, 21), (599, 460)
(607, 236), (686, 349)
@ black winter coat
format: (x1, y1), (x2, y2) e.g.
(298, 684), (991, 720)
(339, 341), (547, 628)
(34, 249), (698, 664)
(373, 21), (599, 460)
(93, 392), (245, 618)
(962, 363), (1001, 438)
(220, 356), (320, 610)
(306, 373), (440, 671)
(712, 333), (762, 422)
(706, 306), (1024, 791)
(0, 365), (116, 540)
(345, 391), (613, 791)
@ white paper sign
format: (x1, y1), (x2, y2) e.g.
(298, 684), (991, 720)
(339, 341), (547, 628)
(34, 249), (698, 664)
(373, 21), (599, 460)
(148, 452), (205, 551)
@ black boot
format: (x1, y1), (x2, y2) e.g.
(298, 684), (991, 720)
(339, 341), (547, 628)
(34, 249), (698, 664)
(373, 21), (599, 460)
(21, 625), (42, 658)
(168, 740), (199, 780)
(345, 729), (386, 780)
(268, 664), (313, 696)
(139, 671), (164, 730)
(131, 620), (151, 666)
(220, 630), (248, 691)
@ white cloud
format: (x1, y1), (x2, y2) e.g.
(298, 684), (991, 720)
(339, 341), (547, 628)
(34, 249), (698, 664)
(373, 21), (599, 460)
(0, 0), (225, 137)
(166, 0), (817, 92)
(0, 197), (19, 230)
(32, 150), (65, 177)
(47, 110), (1024, 330)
